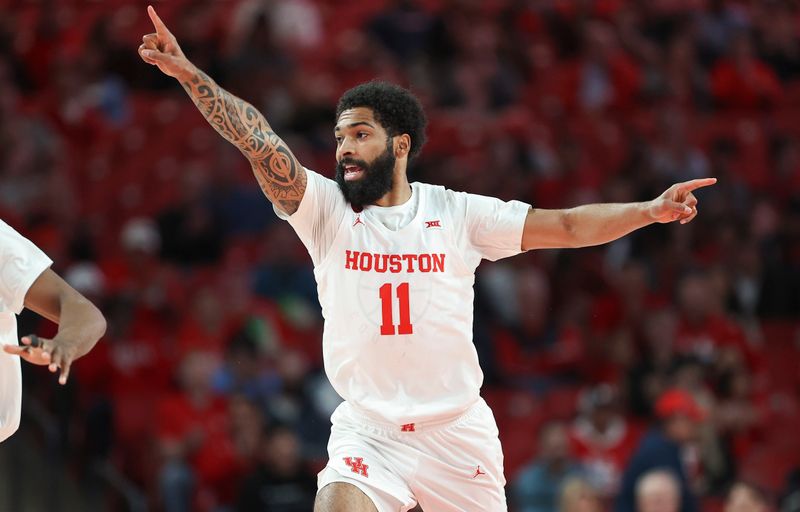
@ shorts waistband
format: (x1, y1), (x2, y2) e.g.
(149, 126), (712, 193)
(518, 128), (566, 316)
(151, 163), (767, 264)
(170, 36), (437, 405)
(342, 398), (485, 433)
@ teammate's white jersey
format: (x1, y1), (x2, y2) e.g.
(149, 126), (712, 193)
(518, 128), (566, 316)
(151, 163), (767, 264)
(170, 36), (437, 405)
(0, 220), (52, 442)
(278, 169), (529, 425)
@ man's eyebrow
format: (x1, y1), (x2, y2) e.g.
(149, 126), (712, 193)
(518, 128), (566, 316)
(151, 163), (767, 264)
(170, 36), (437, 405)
(334, 121), (376, 132)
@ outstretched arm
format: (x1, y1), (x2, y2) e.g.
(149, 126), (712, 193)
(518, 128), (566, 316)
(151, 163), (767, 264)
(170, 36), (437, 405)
(138, 5), (306, 214)
(2, 269), (106, 385)
(521, 178), (717, 251)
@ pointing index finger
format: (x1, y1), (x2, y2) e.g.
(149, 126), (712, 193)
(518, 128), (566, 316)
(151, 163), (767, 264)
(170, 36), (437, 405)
(678, 177), (717, 193)
(147, 5), (170, 38)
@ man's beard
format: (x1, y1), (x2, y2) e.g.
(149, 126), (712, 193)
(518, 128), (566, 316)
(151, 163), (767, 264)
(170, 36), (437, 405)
(335, 144), (396, 208)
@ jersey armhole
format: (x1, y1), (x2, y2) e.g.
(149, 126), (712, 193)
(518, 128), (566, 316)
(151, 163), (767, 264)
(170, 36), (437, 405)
(438, 186), (475, 276)
(10, 262), (52, 315)
(312, 206), (353, 272)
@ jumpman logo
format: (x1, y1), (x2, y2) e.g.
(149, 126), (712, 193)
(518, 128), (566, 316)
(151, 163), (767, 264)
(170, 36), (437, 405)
(353, 214), (364, 227)
(471, 465), (486, 479)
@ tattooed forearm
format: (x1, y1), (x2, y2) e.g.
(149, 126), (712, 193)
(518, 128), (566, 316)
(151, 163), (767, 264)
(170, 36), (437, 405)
(180, 69), (260, 149)
(180, 68), (306, 214)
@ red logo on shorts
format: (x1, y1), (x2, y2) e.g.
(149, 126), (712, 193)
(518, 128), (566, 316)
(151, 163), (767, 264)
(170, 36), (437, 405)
(343, 457), (369, 477)
(472, 465), (486, 479)
(424, 220), (441, 228)
(400, 423), (416, 432)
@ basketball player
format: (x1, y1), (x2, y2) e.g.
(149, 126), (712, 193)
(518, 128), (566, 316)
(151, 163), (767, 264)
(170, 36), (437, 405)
(0, 219), (106, 442)
(139, 6), (715, 511)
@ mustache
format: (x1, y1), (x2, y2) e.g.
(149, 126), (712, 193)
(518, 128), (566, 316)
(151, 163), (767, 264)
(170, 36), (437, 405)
(338, 157), (369, 169)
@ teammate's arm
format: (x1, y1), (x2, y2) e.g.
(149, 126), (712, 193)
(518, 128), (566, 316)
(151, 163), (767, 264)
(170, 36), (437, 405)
(2, 269), (106, 384)
(521, 178), (717, 251)
(137, 5), (306, 215)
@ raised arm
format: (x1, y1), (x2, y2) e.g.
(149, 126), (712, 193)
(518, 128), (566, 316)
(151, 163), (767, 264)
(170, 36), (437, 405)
(138, 5), (306, 215)
(2, 269), (106, 385)
(521, 178), (717, 251)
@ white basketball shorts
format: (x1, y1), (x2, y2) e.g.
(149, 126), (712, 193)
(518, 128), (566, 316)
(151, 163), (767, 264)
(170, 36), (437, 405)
(317, 398), (507, 512)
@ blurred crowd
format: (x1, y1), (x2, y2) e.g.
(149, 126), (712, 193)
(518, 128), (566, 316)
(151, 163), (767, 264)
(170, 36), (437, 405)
(1, 0), (800, 511)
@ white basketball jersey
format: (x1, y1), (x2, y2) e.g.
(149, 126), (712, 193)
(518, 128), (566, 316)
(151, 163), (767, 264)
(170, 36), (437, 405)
(0, 219), (52, 442)
(277, 169), (529, 424)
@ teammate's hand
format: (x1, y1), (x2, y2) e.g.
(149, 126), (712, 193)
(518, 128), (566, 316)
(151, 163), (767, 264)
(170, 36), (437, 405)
(3, 335), (50, 366)
(3, 334), (78, 385)
(138, 5), (192, 80)
(648, 177), (717, 224)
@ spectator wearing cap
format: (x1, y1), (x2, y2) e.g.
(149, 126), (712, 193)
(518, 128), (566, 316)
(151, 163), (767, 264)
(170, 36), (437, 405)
(615, 389), (705, 512)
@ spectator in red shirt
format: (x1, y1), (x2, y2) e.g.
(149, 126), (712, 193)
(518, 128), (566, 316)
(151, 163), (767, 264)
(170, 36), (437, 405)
(590, 260), (660, 338)
(561, 21), (642, 113)
(674, 271), (752, 368)
(569, 384), (641, 499)
(711, 31), (782, 109)
(714, 364), (765, 463)
(157, 351), (240, 512)
(493, 267), (585, 384)
(175, 285), (232, 356)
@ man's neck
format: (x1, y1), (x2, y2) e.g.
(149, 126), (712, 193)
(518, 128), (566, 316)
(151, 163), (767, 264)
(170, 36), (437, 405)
(374, 169), (412, 207)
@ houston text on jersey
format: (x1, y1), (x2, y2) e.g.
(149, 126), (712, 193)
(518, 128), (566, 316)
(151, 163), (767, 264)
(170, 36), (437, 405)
(344, 250), (446, 273)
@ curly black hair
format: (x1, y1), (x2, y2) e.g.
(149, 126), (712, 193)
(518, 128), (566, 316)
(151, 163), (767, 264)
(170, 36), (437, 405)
(336, 81), (427, 161)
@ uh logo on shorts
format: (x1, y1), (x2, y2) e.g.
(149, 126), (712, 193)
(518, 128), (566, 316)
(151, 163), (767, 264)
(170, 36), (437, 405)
(343, 456), (369, 478)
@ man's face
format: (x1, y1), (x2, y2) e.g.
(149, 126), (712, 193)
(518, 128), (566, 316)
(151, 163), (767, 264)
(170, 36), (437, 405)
(725, 484), (768, 512)
(590, 406), (614, 431)
(667, 414), (699, 444)
(334, 107), (397, 206)
(638, 489), (680, 512)
(540, 424), (570, 464)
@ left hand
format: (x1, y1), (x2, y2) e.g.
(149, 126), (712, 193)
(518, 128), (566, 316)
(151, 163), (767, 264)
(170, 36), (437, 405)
(3, 334), (78, 385)
(648, 177), (717, 224)
(138, 5), (193, 81)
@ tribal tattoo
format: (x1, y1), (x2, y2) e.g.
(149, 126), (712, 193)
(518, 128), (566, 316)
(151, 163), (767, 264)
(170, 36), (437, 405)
(181, 69), (306, 214)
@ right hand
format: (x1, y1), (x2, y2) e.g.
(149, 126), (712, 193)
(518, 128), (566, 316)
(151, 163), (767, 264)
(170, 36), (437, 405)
(647, 177), (717, 224)
(138, 5), (191, 80)
(3, 334), (76, 385)
(3, 335), (51, 367)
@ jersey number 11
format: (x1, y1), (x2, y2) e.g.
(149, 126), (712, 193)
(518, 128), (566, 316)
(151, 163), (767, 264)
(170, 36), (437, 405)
(379, 282), (413, 335)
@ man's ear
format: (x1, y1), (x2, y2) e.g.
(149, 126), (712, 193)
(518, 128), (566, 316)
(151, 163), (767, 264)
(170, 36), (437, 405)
(395, 134), (411, 158)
